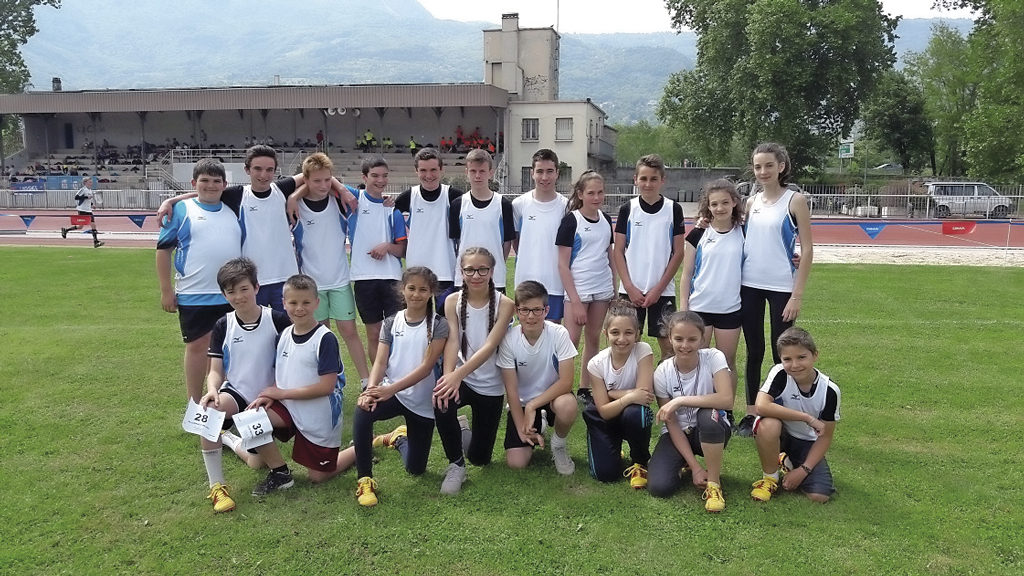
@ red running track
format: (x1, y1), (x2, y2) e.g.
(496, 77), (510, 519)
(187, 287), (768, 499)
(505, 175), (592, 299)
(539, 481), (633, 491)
(2, 211), (1023, 249)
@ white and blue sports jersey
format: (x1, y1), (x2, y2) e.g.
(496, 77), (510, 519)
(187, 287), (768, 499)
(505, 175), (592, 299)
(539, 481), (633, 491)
(455, 290), (505, 397)
(74, 185), (95, 212)
(348, 188), (406, 281)
(618, 196), (679, 297)
(496, 321), (577, 404)
(686, 225), (743, 314)
(653, 348), (730, 433)
(384, 311), (446, 419)
(239, 182), (299, 285)
(454, 193), (509, 287)
(760, 364), (841, 442)
(276, 324), (345, 448)
(406, 185), (457, 282)
(208, 307), (286, 403)
(512, 191), (568, 296)
(742, 189), (798, 292)
(157, 199), (242, 306)
(556, 210), (614, 296)
(293, 196), (350, 290)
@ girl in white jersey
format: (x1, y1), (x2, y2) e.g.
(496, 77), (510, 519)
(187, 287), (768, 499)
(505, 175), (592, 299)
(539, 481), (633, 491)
(557, 170), (616, 401)
(681, 179), (744, 423)
(649, 312), (733, 513)
(432, 247), (515, 495)
(345, 267), (448, 507)
(581, 300), (655, 489)
(736, 143), (814, 438)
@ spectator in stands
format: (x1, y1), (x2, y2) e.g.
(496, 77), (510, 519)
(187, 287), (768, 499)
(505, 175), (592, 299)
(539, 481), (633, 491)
(408, 136), (418, 157)
(316, 130), (324, 146)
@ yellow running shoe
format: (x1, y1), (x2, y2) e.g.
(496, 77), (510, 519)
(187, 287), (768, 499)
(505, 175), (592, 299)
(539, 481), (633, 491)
(703, 483), (725, 513)
(779, 452), (793, 476)
(373, 425), (407, 449)
(207, 482), (236, 513)
(750, 476), (779, 502)
(356, 476), (379, 507)
(623, 463), (648, 490)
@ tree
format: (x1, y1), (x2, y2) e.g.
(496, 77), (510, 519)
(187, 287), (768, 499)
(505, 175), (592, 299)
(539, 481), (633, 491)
(613, 120), (694, 167)
(861, 70), (933, 173)
(904, 23), (979, 177)
(658, 0), (898, 173)
(961, 0), (1024, 180)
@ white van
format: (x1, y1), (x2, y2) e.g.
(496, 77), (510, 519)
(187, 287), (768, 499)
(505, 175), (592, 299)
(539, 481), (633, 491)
(926, 182), (1012, 218)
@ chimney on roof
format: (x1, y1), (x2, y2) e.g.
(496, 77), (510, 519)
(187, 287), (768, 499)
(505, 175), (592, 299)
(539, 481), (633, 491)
(501, 13), (519, 32)
(52, 77), (62, 91)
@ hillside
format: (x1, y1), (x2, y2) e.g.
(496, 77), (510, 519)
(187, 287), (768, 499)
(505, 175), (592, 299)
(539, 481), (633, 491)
(22, 0), (971, 124)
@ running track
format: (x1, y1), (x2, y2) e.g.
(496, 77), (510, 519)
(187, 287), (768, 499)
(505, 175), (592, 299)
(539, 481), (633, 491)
(1, 211), (1022, 249)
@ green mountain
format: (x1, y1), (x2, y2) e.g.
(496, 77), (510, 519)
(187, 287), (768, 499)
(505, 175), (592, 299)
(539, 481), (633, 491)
(22, 0), (971, 124)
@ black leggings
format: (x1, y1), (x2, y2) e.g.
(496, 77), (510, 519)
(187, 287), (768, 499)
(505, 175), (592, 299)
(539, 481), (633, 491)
(740, 286), (793, 405)
(583, 402), (653, 482)
(353, 396), (434, 478)
(433, 382), (504, 466)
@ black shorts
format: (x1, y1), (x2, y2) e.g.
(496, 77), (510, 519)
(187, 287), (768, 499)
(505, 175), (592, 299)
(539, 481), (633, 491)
(76, 210), (95, 223)
(622, 295), (676, 338)
(780, 433), (836, 496)
(694, 309), (742, 330)
(504, 403), (556, 450)
(352, 279), (402, 324)
(177, 303), (233, 343)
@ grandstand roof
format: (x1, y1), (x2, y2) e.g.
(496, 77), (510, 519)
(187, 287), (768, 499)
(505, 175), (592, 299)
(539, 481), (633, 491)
(0, 83), (510, 114)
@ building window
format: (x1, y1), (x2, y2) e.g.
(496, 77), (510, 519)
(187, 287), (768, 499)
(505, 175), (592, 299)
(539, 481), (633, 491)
(522, 118), (539, 141)
(555, 117), (573, 141)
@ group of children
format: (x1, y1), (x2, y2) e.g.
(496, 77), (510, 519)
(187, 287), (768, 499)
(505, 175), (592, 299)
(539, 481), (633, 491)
(155, 142), (839, 514)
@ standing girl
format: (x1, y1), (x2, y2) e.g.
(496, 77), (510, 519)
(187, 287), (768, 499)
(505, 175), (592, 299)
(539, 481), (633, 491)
(556, 170), (616, 402)
(347, 267), (449, 507)
(648, 312), (733, 513)
(680, 179), (744, 421)
(432, 247), (516, 495)
(581, 300), (655, 489)
(735, 143), (813, 437)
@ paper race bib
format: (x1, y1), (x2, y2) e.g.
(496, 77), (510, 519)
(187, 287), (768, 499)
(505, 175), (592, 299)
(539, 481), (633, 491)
(181, 399), (226, 442)
(232, 407), (275, 450)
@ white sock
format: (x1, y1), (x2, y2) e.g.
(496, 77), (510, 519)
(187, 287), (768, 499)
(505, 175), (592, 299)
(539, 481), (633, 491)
(551, 433), (568, 448)
(221, 430), (242, 452)
(766, 471), (780, 482)
(202, 449), (224, 486)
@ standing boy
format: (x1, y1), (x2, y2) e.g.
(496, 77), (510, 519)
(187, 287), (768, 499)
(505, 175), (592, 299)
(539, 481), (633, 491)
(498, 281), (579, 474)
(447, 149), (516, 292)
(61, 177), (103, 247)
(394, 148), (464, 305)
(157, 159), (242, 402)
(613, 154), (686, 359)
(249, 274), (348, 495)
(156, 145), (356, 310)
(348, 156), (407, 364)
(198, 257), (291, 513)
(291, 153), (371, 386)
(512, 149), (568, 320)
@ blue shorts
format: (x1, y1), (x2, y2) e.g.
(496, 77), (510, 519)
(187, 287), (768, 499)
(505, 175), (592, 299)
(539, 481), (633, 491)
(781, 433), (836, 496)
(256, 281), (285, 311)
(546, 295), (564, 321)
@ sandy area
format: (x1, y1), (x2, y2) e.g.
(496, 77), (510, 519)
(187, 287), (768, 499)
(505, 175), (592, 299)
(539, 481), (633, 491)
(813, 245), (1024, 267)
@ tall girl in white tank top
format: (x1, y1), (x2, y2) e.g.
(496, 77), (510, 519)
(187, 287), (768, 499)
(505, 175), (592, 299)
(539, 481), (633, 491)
(735, 143), (813, 437)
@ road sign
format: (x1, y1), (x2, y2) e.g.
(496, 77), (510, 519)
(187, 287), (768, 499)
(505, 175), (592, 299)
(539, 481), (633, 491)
(839, 142), (855, 159)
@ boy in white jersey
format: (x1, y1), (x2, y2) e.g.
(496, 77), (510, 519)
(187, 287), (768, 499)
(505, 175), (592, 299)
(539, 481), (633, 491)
(157, 159), (242, 402)
(60, 177), (103, 247)
(447, 149), (517, 293)
(613, 154), (686, 360)
(198, 258), (292, 513)
(512, 149), (568, 321)
(349, 156), (407, 365)
(498, 281), (578, 474)
(750, 327), (840, 503)
(249, 274), (349, 496)
(156, 145), (357, 311)
(292, 153), (371, 387)
(395, 148), (464, 306)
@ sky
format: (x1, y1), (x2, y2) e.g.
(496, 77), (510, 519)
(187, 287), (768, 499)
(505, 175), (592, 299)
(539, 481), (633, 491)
(417, 0), (976, 34)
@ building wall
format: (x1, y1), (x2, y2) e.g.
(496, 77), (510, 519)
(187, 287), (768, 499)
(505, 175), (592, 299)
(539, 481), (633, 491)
(483, 15), (558, 102)
(505, 100), (606, 191)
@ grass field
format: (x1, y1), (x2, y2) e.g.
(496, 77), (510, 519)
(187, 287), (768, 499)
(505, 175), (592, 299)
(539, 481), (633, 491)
(1, 246), (1022, 575)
